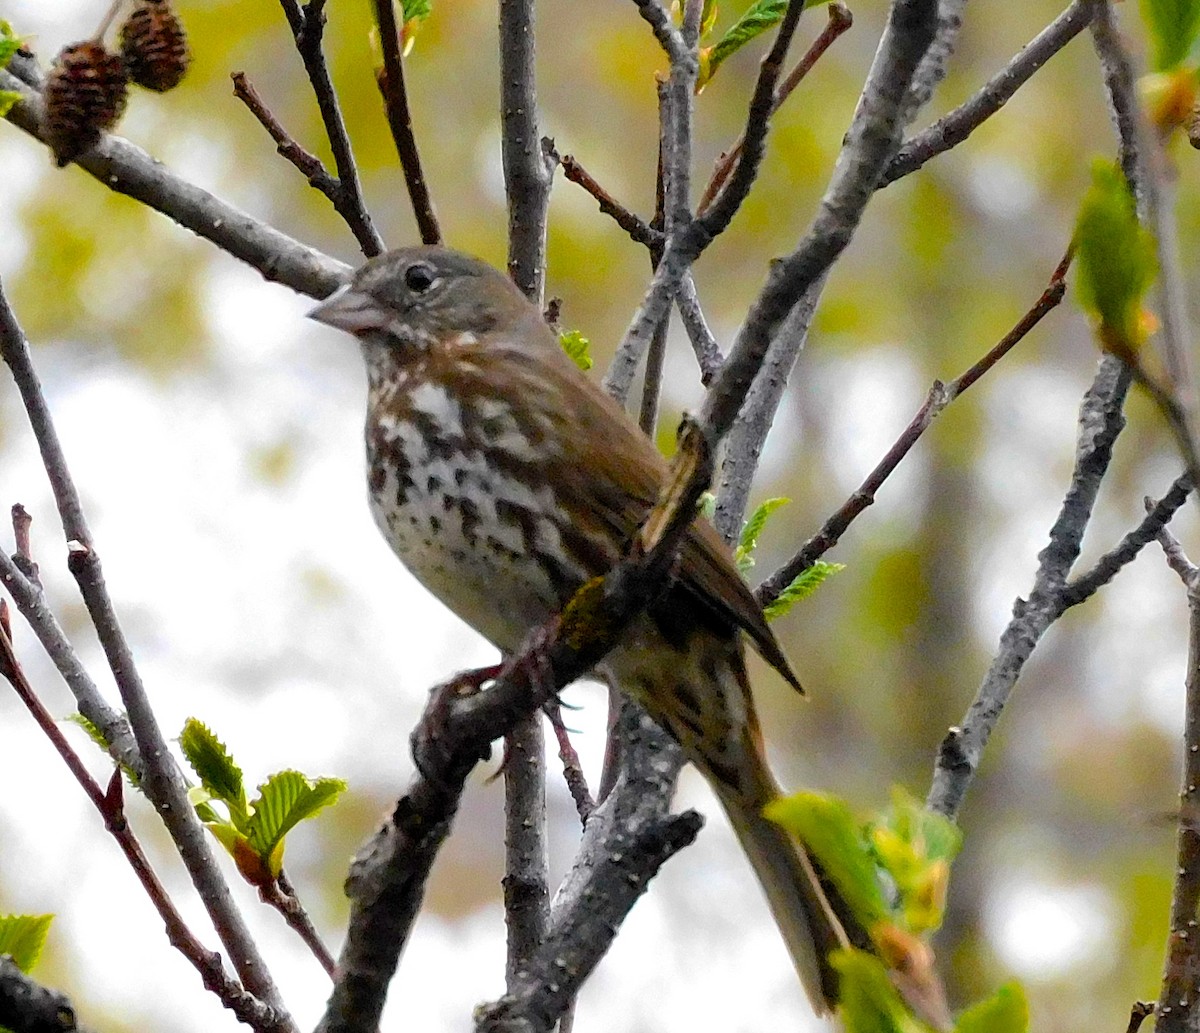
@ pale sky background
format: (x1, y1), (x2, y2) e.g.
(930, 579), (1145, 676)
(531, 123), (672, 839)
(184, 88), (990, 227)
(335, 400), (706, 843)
(0, 1), (1192, 1031)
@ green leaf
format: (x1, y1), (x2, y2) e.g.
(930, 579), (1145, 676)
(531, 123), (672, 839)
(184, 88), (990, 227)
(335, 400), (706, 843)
(559, 329), (593, 371)
(870, 788), (962, 933)
(0, 20), (22, 70)
(955, 983), (1029, 1033)
(765, 791), (889, 928)
(179, 719), (248, 826)
(0, 90), (19, 117)
(697, 491), (717, 520)
(401, 0), (432, 20)
(0, 914), (53, 973)
(701, 0), (830, 87)
(67, 711), (112, 753)
(1140, 0), (1200, 69)
(763, 560), (845, 620)
(245, 771), (346, 877)
(1073, 159), (1158, 353)
(832, 948), (928, 1033)
(735, 497), (789, 573)
(66, 712), (140, 787)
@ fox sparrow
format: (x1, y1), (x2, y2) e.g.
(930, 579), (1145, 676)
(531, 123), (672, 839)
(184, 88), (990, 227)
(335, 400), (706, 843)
(309, 246), (849, 1010)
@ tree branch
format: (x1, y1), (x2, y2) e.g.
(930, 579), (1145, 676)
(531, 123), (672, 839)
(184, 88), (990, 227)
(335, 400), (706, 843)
(0, 283), (291, 1021)
(278, 0), (384, 256)
(1151, 524), (1200, 1033)
(883, 0), (1101, 186)
(371, 0), (441, 245)
(1, 60), (348, 300)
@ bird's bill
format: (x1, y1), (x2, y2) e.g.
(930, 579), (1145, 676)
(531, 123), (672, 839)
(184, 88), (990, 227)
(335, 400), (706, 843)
(307, 284), (391, 334)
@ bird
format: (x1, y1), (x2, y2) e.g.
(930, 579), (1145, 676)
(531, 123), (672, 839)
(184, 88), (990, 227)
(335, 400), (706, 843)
(308, 245), (852, 1011)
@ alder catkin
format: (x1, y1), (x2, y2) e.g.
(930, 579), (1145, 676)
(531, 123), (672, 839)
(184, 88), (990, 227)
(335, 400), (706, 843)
(43, 41), (129, 166)
(120, 0), (191, 93)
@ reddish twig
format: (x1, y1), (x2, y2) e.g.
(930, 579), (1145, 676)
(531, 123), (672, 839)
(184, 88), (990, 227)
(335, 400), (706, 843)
(544, 700), (595, 824)
(758, 247), (1071, 606)
(559, 153), (660, 249)
(261, 873), (337, 978)
(372, 0), (441, 245)
(231, 72), (334, 190)
(0, 603), (284, 1033)
(693, 0), (808, 239)
(276, 0), (384, 256)
(1151, 520), (1200, 1033)
(698, 2), (852, 213)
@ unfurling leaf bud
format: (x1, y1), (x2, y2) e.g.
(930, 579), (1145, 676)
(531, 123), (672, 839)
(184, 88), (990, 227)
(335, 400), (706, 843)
(43, 41), (128, 166)
(120, 0), (190, 93)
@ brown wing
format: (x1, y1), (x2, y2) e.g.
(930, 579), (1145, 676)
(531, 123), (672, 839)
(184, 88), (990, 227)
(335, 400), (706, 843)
(510, 334), (803, 695)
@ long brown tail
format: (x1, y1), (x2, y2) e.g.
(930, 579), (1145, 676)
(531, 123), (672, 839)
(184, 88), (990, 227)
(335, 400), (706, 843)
(716, 780), (851, 1014)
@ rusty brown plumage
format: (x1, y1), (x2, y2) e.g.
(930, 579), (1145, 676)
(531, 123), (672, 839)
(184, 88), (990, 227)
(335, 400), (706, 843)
(309, 246), (854, 1011)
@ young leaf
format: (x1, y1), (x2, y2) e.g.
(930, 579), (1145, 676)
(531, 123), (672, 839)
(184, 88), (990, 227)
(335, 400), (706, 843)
(0, 20), (22, 69)
(245, 770), (347, 878)
(763, 560), (845, 620)
(401, 0), (432, 17)
(67, 712), (140, 786)
(735, 497), (789, 572)
(559, 329), (593, 371)
(701, 0), (831, 88)
(871, 788), (961, 933)
(955, 983), (1028, 1033)
(0, 90), (18, 117)
(697, 491), (717, 521)
(1140, 0), (1200, 70)
(0, 914), (53, 973)
(1073, 159), (1158, 354)
(832, 948), (927, 1033)
(179, 718), (248, 826)
(765, 791), (889, 929)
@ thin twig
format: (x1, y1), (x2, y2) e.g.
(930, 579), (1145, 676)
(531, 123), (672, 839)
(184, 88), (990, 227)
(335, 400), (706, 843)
(261, 874), (337, 979)
(1151, 523), (1200, 1033)
(759, 250), (1069, 603)
(883, 0), (1101, 186)
(278, 0), (384, 256)
(1090, 2), (1194, 422)
(699, 0), (939, 444)
(498, 0), (555, 989)
(0, 282), (290, 1018)
(372, 0), (441, 245)
(926, 356), (1132, 818)
(698, 0), (846, 215)
(1057, 474), (1193, 609)
(1, 63), (350, 300)
(715, 276), (823, 541)
(503, 714), (550, 988)
(675, 274), (723, 384)
(544, 701), (594, 824)
(0, 608), (283, 1033)
(638, 84), (672, 437)
(500, 0), (555, 298)
(559, 152), (661, 248)
(231, 72), (336, 190)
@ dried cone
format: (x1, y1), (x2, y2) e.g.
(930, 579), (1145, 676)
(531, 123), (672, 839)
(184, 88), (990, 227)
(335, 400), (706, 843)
(120, 0), (190, 93)
(43, 41), (129, 167)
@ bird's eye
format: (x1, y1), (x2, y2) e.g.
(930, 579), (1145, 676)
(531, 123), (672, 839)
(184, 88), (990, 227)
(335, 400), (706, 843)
(404, 262), (438, 293)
